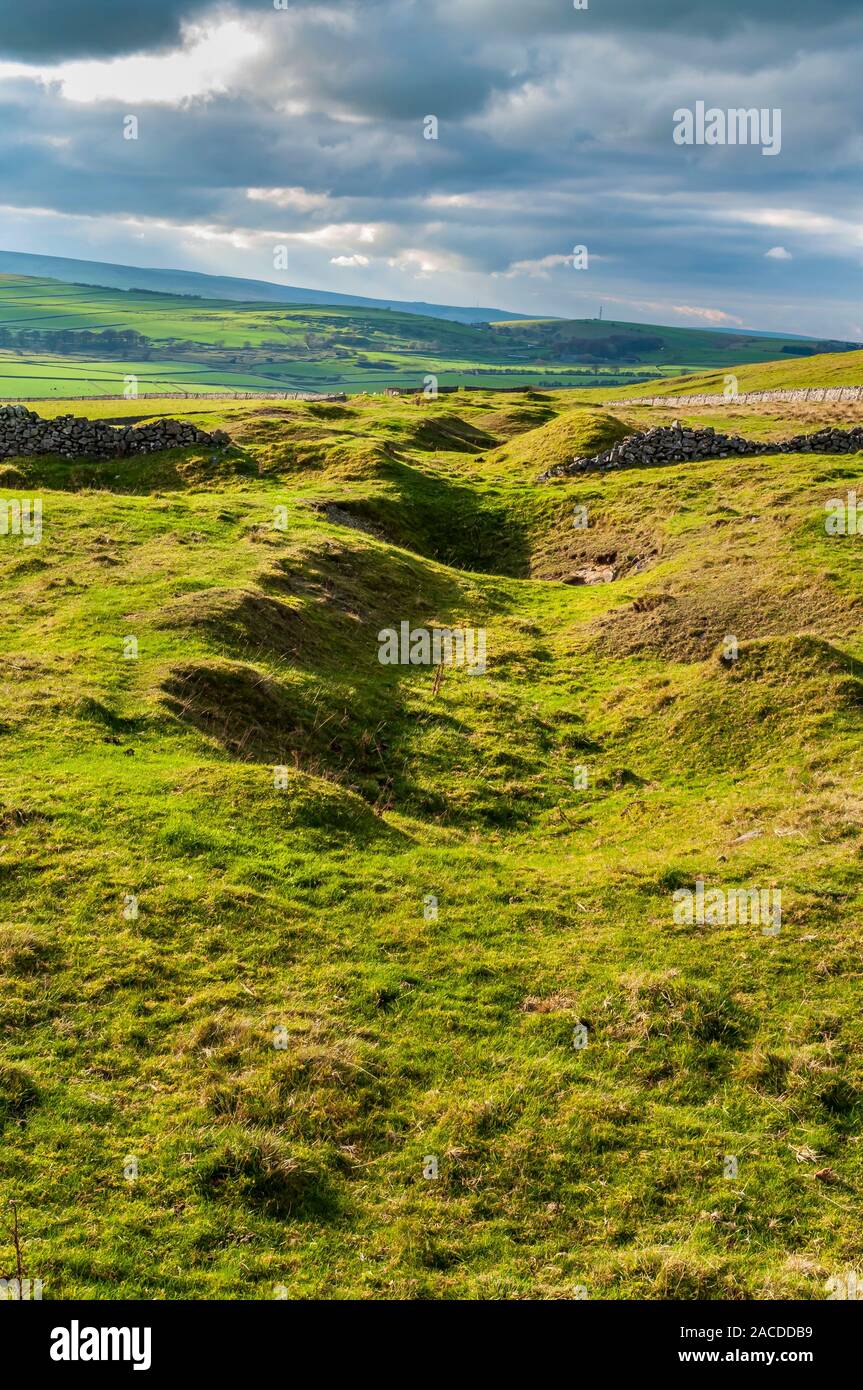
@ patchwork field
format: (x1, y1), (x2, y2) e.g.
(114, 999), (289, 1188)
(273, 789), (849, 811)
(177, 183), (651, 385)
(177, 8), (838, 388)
(2, 384), (862, 1299)
(0, 273), (855, 399)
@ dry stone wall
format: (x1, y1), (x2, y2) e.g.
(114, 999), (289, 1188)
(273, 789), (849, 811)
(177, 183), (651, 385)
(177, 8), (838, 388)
(540, 421), (863, 480)
(2, 391), (348, 404)
(0, 405), (230, 460)
(607, 386), (863, 408)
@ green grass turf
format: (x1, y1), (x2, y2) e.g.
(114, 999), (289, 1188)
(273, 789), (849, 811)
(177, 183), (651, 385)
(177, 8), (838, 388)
(1, 385), (862, 1299)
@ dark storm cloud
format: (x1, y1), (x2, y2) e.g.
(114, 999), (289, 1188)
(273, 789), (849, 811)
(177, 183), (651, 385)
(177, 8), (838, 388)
(0, 0), (330, 60)
(261, 13), (519, 121)
(442, 0), (859, 38)
(1, 0), (856, 61)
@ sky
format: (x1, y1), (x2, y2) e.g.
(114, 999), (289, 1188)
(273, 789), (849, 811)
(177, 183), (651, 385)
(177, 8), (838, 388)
(0, 0), (860, 337)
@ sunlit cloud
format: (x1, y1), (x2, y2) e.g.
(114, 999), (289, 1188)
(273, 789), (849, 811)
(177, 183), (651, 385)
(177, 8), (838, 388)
(0, 19), (263, 105)
(247, 187), (332, 212)
(672, 304), (744, 325)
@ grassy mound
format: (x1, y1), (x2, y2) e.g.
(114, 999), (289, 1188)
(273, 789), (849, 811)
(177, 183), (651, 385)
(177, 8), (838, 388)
(159, 658), (389, 789)
(407, 413), (498, 453)
(600, 635), (863, 780)
(0, 443), (257, 492)
(154, 589), (307, 662)
(593, 571), (853, 663)
(474, 402), (556, 437)
(487, 408), (632, 474)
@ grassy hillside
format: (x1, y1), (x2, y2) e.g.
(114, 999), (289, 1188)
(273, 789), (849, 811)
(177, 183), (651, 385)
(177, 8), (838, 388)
(596, 347), (863, 400)
(2, 386), (863, 1299)
(0, 275), (854, 398)
(491, 317), (857, 370)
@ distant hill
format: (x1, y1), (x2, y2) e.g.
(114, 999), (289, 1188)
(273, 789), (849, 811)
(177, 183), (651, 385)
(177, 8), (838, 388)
(490, 317), (861, 369)
(0, 249), (532, 325)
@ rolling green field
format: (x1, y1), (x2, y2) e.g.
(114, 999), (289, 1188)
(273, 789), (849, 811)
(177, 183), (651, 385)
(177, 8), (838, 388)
(0, 274), (855, 398)
(1, 383), (862, 1299)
